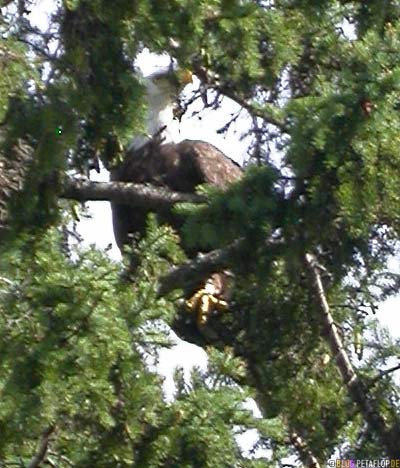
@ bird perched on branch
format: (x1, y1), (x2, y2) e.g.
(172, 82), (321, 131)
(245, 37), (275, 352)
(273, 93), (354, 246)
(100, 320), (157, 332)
(110, 67), (242, 326)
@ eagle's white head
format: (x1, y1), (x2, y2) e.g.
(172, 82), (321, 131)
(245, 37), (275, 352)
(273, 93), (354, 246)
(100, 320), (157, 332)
(129, 68), (192, 151)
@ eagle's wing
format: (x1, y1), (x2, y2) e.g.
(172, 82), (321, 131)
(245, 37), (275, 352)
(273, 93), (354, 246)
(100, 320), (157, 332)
(110, 139), (242, 250)
(171, 140), (243, 189)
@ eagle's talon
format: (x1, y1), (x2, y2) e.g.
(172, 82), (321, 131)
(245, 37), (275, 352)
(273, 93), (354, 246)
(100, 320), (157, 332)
(185, 287), (229, 327)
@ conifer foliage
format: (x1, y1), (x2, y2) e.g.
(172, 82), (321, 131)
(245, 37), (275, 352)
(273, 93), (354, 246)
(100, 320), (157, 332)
(1, 0), (400, 464)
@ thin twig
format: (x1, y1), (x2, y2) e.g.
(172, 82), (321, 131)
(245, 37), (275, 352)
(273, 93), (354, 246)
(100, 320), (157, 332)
(369, 362), (400, 386)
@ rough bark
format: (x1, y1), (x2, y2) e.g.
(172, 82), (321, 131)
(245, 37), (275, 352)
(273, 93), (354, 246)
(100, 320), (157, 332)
(61, 177), (205, 209)
(0, 138), (32, 240)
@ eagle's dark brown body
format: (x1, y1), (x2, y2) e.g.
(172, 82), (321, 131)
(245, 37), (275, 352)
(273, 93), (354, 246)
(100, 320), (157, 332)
(111, 138), (242, 334)
(110, 138), (243, 251)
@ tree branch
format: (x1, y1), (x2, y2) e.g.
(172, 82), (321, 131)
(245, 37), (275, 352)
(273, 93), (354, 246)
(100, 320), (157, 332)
(304, 253), (400, 458)
(289, 431), (321, 468)
(191, 65), (287, 131)
(369, 362), (400, 387)
(158, 236), (283, 296)
(158, 238), (244, 296)
(27, 425), (55, 468)
(61, 177), (206, 209)
(221, 87), (287, 131)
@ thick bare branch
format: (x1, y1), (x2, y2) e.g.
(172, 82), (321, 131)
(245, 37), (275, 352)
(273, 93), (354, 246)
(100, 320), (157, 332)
(61, 177), (206, 209)
(158, 238), (244, 296)
(289, 431), (321, 468)
(158, 236), (283, 296)
(27, 425), (56, 468)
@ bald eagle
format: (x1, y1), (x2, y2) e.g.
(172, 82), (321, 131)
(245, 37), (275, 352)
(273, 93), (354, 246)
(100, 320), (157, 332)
(110, 69), (242, 324)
